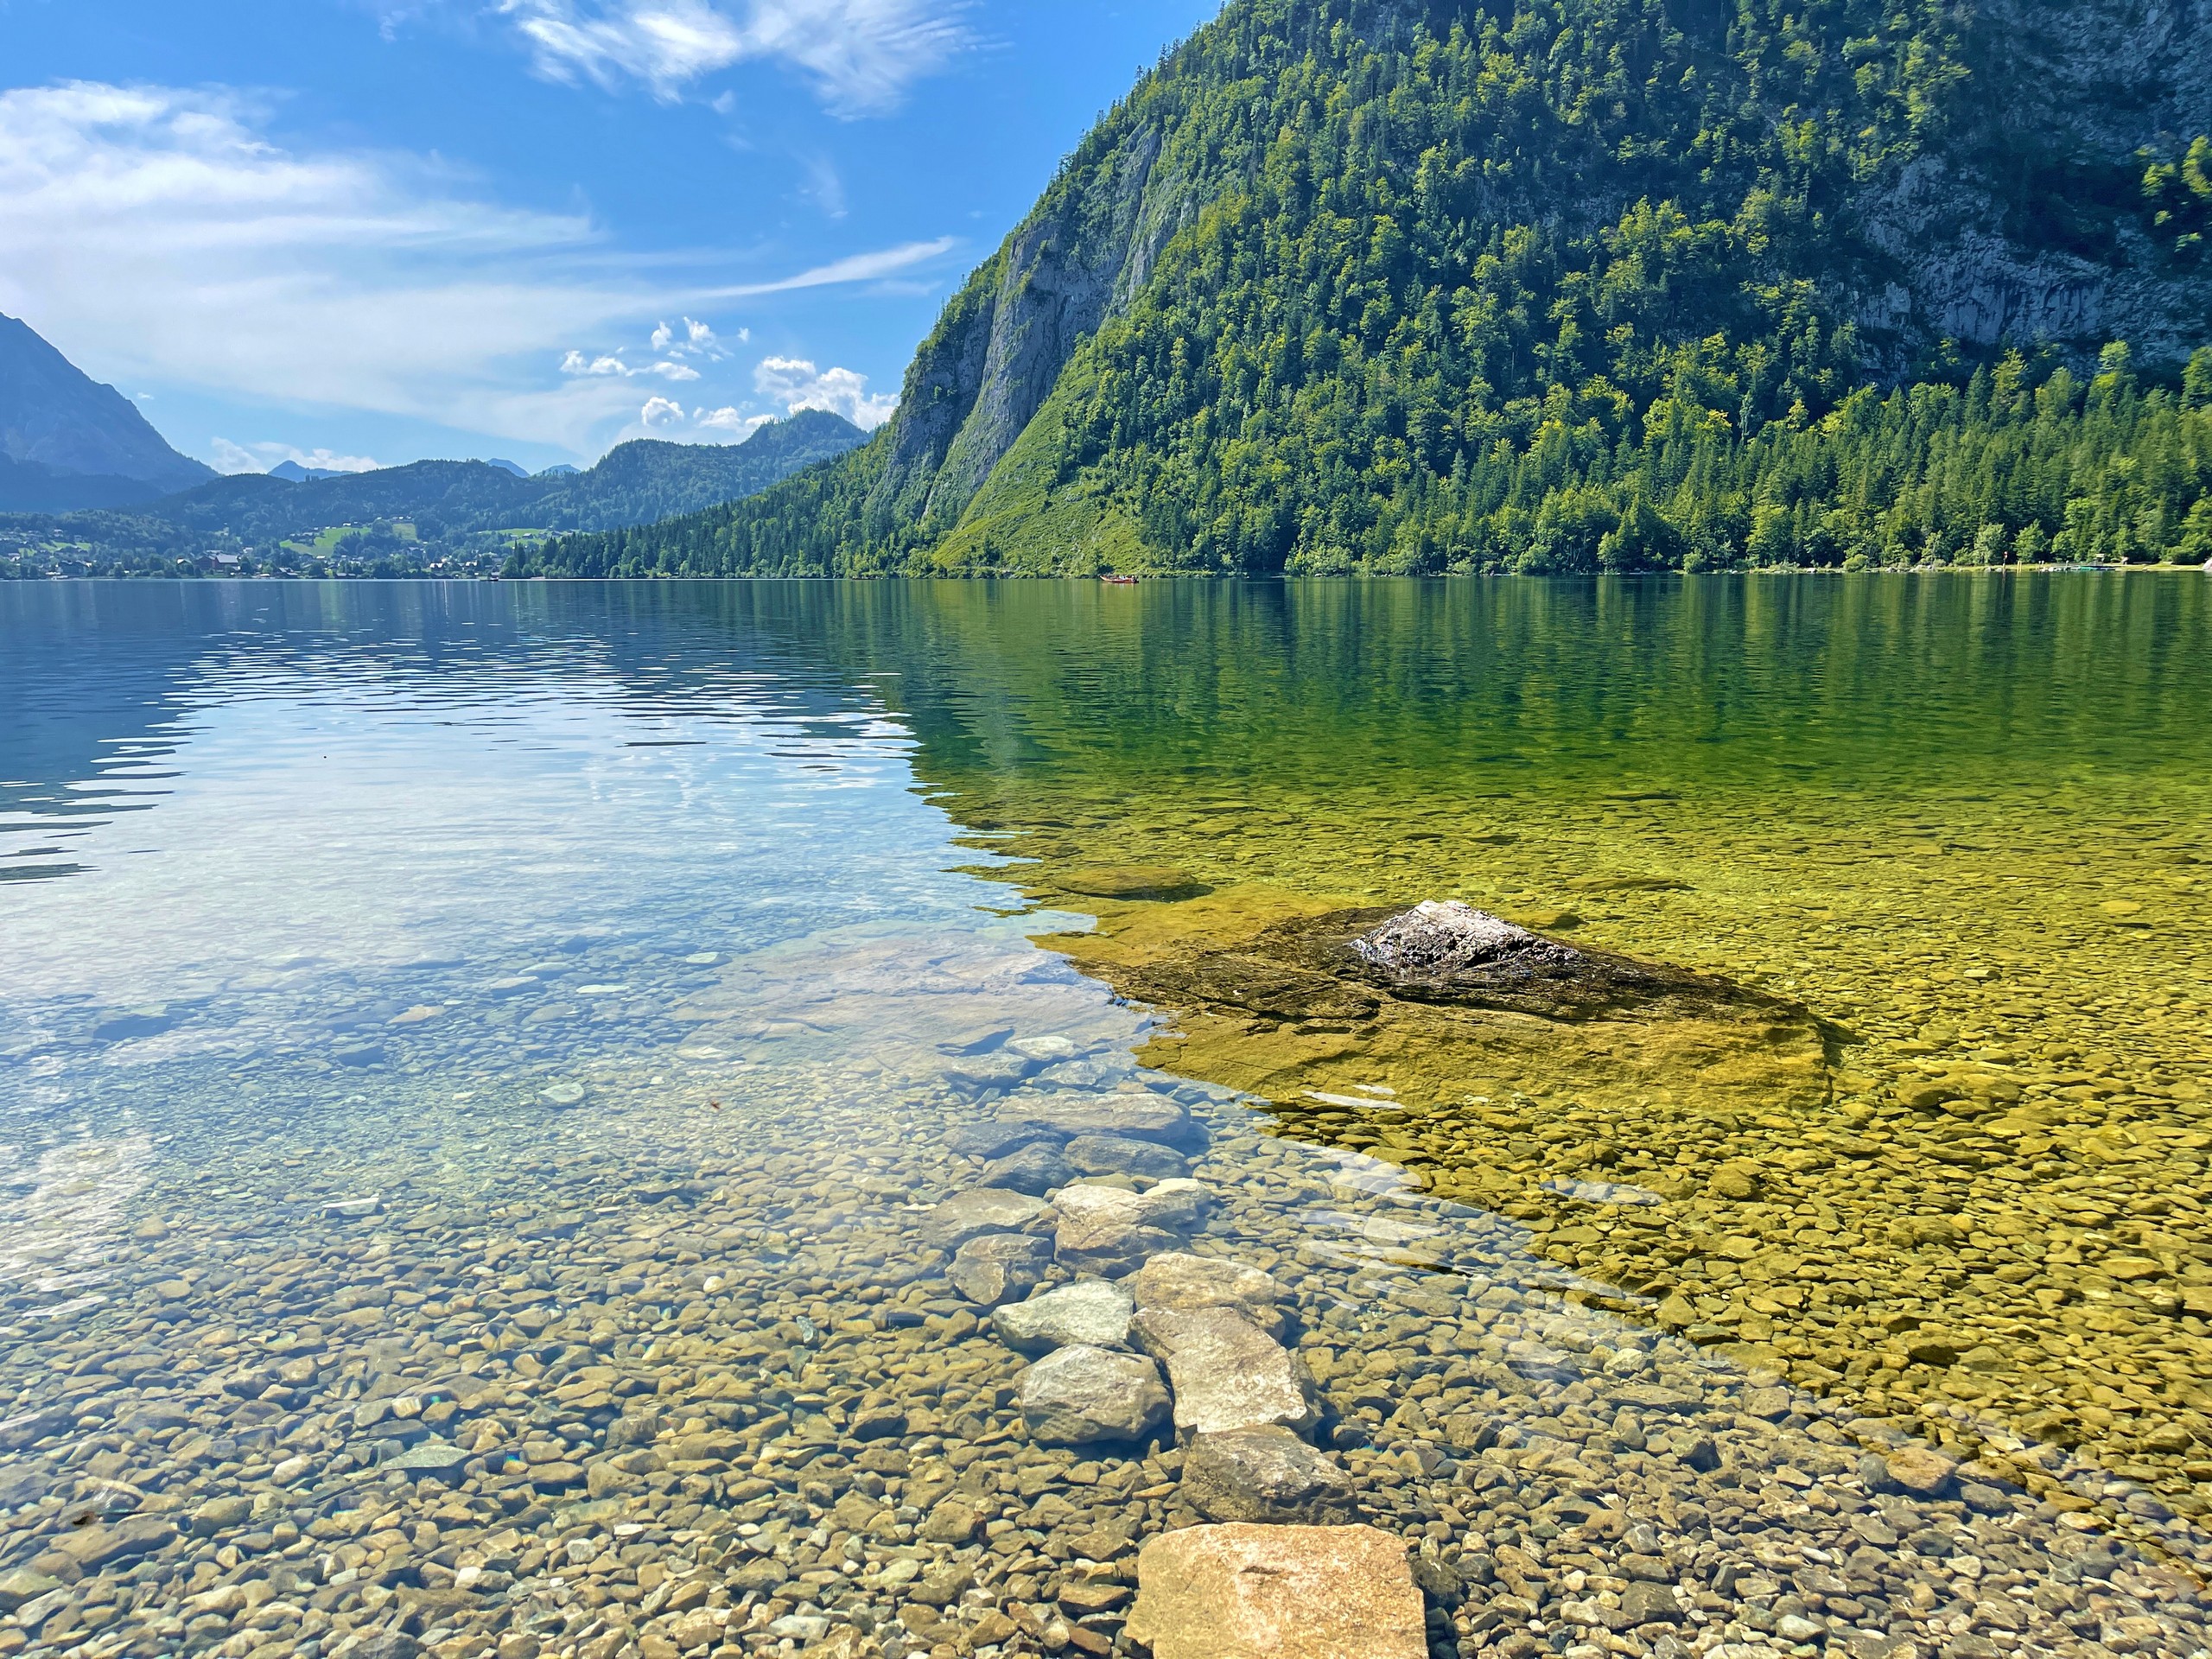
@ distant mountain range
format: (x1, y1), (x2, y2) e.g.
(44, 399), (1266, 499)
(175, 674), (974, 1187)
(1, 313), (214, 505)
(0, 311), (868, 539)
(139, 410), (865, 543)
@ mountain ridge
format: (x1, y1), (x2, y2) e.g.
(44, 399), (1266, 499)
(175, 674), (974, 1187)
(12, 410), (867, 545)
(0, 314), (214, 500)
(518, 0), (2212, 578)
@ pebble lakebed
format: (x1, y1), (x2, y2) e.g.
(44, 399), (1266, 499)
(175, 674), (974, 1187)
(962, 763), (2212, 1531)
(4, 578), (2209, 1659)
(3, 918), (2209, 1659)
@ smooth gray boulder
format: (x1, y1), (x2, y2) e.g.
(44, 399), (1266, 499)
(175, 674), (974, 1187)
(1132, 1306), (1319, 1439)
(921, 1188), (1049, 1249)
(994, 1279), (1135, 1353)
(1020, 1344), (1171, 1445)
(946, 1233), (1054, 1306)
(1182, 1426), (1356, 1523)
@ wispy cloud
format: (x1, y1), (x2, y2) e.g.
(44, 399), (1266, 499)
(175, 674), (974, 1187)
(0, 81), (948, 457)
(707, 238), (953, 298)
(499, 0), (970, 114)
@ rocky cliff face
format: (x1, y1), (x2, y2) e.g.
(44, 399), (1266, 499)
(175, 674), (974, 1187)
(864, 101), (1199, 531)
(1849, 0), (2212, 372)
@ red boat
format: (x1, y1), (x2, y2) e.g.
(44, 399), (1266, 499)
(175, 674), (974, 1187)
(1101, 575), (1140, 585)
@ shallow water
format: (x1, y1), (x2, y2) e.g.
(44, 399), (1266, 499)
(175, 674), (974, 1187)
(1, 577), (2207, 1659)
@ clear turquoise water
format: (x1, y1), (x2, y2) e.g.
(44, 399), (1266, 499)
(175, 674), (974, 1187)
(3, 578), (2209, 1659)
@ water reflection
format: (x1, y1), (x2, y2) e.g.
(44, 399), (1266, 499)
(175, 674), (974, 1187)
(0, 580), (2205, 1659)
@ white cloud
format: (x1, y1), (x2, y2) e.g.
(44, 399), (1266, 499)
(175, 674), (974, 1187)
(563, 351), (632, 377)
(753, 354), (895, 428)
(499, 0), (969, 114)
(0, 82), (949, 457)
(213, 438), (385, 475)
(696, 405), (778, 437)
(647, 315), (728, 357)
(640, 395), (686, 426)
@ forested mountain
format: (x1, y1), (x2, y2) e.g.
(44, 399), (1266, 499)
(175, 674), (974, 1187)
(2, 411), (868, 575)
(148, 410), (866, 541)
(0, 314), (213, 505)
(517, 0), (2212, 578)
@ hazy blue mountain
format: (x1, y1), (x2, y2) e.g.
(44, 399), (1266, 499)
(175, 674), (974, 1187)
(0, 314), (213, 502)
(20, 409), (869, 550)
(268, 461), (354, 483)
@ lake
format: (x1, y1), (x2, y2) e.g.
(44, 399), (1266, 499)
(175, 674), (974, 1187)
(2, 575), (2208, 1659)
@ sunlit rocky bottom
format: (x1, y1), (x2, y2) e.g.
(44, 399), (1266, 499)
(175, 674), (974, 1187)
(3, 576), (2209, 1659)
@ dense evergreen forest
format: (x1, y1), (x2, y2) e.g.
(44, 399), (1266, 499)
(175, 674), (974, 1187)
(514, 0), (2212, 578)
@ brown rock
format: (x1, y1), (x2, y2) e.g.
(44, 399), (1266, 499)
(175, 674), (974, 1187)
(1128, 1251), (1289, 1336)
(945, 1232), (1053, 1306)
(1132, 1306), (1319, 1438)
(918, 1499), (982, 1545)
(1181, 1427), (1355, 1523)
(1883, 1445), (1958, 1497)
(1126, 1523), (1427, 1659)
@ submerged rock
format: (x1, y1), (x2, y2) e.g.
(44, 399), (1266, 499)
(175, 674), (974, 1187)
(1125, 1523), (1427, 1659)
(945, 1233), (1053, 1306)
(1019, 1344), (1171, 1445)
(1181, 1426), (1355, 1523)
(1004, 1094), (1208, 1151)
(920, 1188), (1049, 1249)
(1064, 1131), (1189, 1179)
(1128, 1251), (1289, 1337)
(1054, 1179), (1214, 1274)
(981, 1139), (1072, 1195)
(1132, 1306), (1319, 1438)
(993, 1279), (1135, 1353)
(1111, 897), (1831, 1027)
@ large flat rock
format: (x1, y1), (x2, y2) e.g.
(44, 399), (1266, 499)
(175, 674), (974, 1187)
(1053, 1179), (1213, 1275)
(1133, 1306), (1319, 1439)
(993, 1279), (1135, 1353)
(1125, 1523), (1427, 1659)
(920, 1188), (1049, 1249)
(1019, 1344), (1171, 1446)
(1128, 1251), (1288, 1336)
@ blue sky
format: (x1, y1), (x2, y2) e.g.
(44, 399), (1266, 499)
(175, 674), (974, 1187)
(0, 0), (1222, 474)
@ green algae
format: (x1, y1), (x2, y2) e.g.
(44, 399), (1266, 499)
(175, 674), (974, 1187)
(821, 572), (2212, 1516)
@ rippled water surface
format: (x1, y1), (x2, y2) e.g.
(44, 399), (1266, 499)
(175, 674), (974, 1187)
(2, 577), (2208, 1659)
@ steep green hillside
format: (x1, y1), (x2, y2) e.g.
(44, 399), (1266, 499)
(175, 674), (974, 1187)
(519, 0), (2212, 578)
